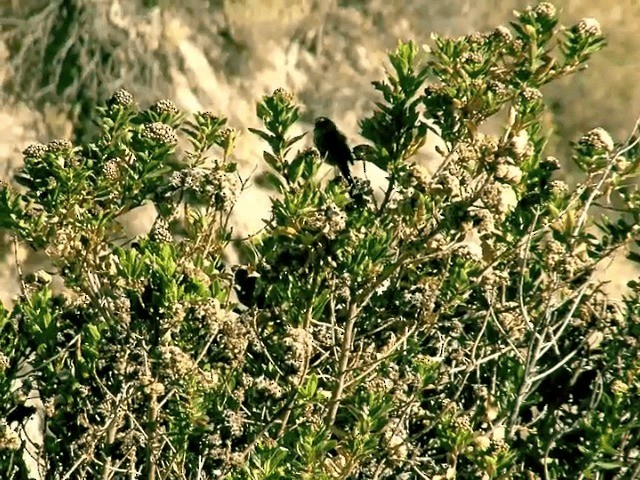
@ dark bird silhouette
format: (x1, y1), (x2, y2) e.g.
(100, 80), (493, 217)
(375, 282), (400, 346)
(233, 267), (264, 309)
(313, 117), (354, 185)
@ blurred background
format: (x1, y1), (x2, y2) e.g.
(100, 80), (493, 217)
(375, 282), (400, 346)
(1, 0), (639, 305)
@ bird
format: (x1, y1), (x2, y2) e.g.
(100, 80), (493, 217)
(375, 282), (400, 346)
(233, 266), (264, 309)
(313, 117), (354, 185)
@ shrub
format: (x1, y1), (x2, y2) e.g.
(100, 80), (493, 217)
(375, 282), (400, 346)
(1, 3), (639, 479)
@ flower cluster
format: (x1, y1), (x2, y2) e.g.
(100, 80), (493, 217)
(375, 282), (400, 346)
(141, 122), (178, 146)
(151, 99), (179, 117)
(305, 202), (347, 239)
(108, 88), (134, 108)
(0, 423), (21, 451)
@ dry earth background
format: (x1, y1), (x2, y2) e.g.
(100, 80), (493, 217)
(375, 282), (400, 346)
(1, 0), (639, 307)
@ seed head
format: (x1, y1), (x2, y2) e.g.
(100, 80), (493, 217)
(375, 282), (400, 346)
(102, 159), (120, 181)
(510, 130), (532, 159)
(492, 25), (513, 43)
(23, 142), (47, 159)
(108, 88), (134, 108)
(549, 180), (569, 198)
(521, 87), (543, 102)
(142, 122), (178, 146)
(495, 164), (523, 184)
(46, 139), (73, 154)
(151, 218), (173, 243)
(273, 88), (294, 104)
(534, 2), (557, 19)
(576, 18), (602, 37)
(579, 127), (614, 153)
(151, 99), (180, 117)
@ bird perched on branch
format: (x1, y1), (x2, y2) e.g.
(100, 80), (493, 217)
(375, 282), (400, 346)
(313, 116), (354, 185)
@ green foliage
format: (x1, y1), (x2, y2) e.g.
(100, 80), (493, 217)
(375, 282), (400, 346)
(1, 3), (640, 479)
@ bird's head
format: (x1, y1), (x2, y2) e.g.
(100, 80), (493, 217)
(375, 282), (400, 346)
(314, 116), (336, 132)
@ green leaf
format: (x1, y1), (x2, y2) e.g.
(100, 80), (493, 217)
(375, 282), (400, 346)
(86, 324), (101, 342)
(627, 250), (640, 265)
(284, 132), (308, 149)
(263, 151), (281, 171)
(248, 128), (274, 143)
(594, 461), (624, 470)
(311, 290), (330, 320)
(300, 373), (318, 399)
(286, 153), (306, 183)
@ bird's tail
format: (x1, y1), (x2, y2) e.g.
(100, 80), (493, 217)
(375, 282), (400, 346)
(339, 163), (354, 185)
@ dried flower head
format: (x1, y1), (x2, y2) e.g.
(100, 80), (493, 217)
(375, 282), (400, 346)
(472, 208), (497, 234)
(306, 202), (347, 239)
(202, 170), (241, 210)
(611, 379), (629, 396)
(482, 182), (518, 214)
(273, 88), (294, 104)
(495, 164), (523, 185)
(0, 423), (21, 451)
(579, 127), (614, 153)
(151, 99), (180, 117)
(141, 376), (166, 397)
(159, 345), (197, 379)
(254, 376), (284, 400)
(534, 2), (557, 19)
(488, 80), (508, 97)
(549, 179), (569, 198)
(22, 142), (47, 159)
(457, 239), (484, 263)
(460, 51), (483, 66)
(0, 353), (9, 373)
(474, 435), (492, 452)
(223, 409), (245, 438)
(113, 295), (132, 326)
(108, 88), (134, 108)
(200, 111), (220, 123)
(509, 130), (532, 159)
(455, 414), (472, 432)
(492, 25), (513, 43)
(193, 298), (232, 336)
(102, 159), (120, 181)
(432, 172), (462, 199)
(219, 127), (236, 142)
(283, 326), (314, 369)
(151, 218), (173, 243)
(142, 122), (178, 146)
(47, 139), (73, 154)
(409, 163), (430, 189)
(181, 169), (204, 190)
(576, 18), (602, 37)
(427, 232), (448, 251)
(497, 189), (518, 214)
(466, 32), (487, 46)
(217, 312), (251, 367)
(521, 87), (543, 102)
(383, 417), (409, 461)
(544, 237), (565, 263)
